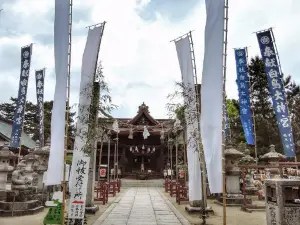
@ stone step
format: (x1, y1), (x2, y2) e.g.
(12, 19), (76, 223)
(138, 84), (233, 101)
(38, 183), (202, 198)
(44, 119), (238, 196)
(121, 179), (164, 188)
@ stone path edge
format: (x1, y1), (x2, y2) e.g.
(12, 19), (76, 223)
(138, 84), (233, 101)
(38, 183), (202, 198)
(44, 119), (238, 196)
(158, 189), (190, 225)
(92, 190), (127, 225)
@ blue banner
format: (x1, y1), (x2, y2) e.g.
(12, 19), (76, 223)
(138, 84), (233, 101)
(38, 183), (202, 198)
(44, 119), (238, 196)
(234, 48), (255, 145)
(35, 69), (45, 147)
(256, 30), (295, 157)
(10, 45), (33, 148)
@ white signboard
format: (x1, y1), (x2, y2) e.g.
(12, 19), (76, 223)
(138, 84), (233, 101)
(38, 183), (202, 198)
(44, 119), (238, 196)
(68, 156), (90, 220)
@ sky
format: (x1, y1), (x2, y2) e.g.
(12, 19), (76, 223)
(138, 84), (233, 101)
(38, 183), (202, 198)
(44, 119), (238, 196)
(0, 0), (300, 119)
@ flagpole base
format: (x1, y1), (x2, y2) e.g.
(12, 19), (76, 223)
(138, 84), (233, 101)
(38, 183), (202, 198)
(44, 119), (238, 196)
(85, 205), (99, 214)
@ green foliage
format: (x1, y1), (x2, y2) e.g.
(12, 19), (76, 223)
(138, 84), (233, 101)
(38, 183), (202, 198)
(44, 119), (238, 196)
(0, 98), (76, 148)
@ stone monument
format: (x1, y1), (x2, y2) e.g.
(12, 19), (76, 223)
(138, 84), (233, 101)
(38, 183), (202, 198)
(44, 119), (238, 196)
(0, 143), (17, 202)
(0, 143), (16, 190)
(0, 160), (44, 216)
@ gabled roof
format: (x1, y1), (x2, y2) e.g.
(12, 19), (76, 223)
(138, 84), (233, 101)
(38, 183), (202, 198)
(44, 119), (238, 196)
(128, 102), (159, 126)
(0, 116), (36, 149)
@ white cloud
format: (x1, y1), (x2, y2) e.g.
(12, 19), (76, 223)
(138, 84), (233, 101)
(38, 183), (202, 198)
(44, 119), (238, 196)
(1, 0), (300, 120)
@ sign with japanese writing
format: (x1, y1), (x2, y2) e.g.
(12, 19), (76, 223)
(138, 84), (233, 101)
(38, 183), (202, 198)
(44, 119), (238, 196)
(10, 44), (33, 148)
(256, 29), (295, 157)
(35, 69), (45, 147)
(68, 156), (90, 223)
(234, 48), (255, 145)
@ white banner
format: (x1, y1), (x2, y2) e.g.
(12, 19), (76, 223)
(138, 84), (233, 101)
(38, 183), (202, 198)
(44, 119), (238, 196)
(70, 25), (104, 187)
(175, 36), (202, 201)
(46, 0), (70, 185)
(68, 156), (90, 220)
(200, 0), (225, 193)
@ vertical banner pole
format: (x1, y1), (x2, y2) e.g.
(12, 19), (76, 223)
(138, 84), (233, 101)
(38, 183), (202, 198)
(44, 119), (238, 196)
(62, 0), (73, 224)
(107, 136), (111, 182)
(188, 31), (207, 222)
(116, 133), (119, 179)
(222, 0), (229, 224)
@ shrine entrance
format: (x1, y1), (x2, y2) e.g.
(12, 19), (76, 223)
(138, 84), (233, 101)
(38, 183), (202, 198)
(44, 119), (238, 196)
(96, 102), (176, 180)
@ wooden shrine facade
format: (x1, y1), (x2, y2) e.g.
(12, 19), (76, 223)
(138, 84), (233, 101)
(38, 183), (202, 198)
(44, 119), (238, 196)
(95, 102), (183, 179)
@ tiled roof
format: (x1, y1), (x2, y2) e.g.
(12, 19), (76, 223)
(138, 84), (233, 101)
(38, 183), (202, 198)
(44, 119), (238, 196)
(0, 117), (36, 149)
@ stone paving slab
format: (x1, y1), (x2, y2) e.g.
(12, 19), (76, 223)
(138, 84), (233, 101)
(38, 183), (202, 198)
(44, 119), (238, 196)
(93, 187), (189, 225)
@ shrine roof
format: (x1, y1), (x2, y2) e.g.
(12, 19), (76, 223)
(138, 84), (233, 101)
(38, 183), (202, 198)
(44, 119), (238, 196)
(99, 103), (174, 128)
(0, 116), (36, 149)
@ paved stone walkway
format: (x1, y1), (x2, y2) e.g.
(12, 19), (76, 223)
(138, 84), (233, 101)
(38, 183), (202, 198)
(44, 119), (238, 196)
(94, 188), (189, 225)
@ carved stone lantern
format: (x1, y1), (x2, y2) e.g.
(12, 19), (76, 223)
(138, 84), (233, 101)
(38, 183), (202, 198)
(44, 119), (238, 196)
(224, 144), (244, 205)
(239, 149), (258, 195)
(261, 144), (286, 177)
(0, 142), (17, 190)
(33, 138), (50, 191)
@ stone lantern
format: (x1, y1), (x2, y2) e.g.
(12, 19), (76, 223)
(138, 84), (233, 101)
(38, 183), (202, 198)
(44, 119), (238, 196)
(0, 142), (17, 190)
(224, 144), (244, 205)
(261, 144), (286, 177)
(33, 139), (50, 191)
(239, 149), (257, 195)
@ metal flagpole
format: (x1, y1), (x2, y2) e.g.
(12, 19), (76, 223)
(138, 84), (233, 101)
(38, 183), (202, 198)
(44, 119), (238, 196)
(222, 0), (229, 224)
(245, 47), (258, 164)
(62, 0), (73, 224)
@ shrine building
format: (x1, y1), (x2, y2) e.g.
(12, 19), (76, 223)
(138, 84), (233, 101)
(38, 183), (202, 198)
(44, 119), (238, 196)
(96, 102), (184, 180)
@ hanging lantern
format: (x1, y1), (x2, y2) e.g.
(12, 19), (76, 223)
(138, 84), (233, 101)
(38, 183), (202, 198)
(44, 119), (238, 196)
(147, 147), (150, 153)
(160, 128), (164, 140)
(129, 146), (132, 152)
(142, 145), (145, 150)
(152, 147), (155, 152)
(143, 126), (150, 139)
(135, 146), (138, 152)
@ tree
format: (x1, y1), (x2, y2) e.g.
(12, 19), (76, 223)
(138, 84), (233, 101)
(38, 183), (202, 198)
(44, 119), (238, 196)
(0, 97), (76, 148)
(84, 62), (117, 208)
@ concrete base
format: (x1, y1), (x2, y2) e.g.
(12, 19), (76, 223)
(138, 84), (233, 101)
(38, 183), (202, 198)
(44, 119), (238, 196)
(185, 205), (214, 216)
(85, 205), (99, 214)
(215, 194), (245, 206)
(0, 200), (44, 216)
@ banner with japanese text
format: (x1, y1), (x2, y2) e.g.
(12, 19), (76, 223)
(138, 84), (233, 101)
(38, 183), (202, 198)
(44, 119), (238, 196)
(35, 69), (45, 147)
(10, 44), (33, 148)
(234, 48), (255, 145)
(256, 29), (295, 157)
(68, 156), (90, 224)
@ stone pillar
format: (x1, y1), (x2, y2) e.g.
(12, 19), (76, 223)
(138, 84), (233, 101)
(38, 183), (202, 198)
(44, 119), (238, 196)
(0, 143), (16, 190)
